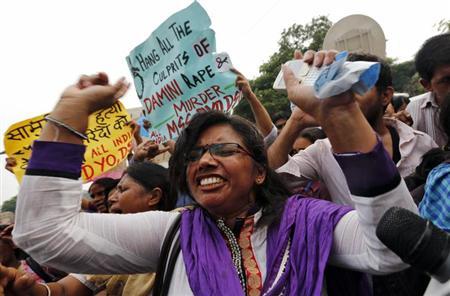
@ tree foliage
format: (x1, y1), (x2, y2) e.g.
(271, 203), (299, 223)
(390, 60), (425, 97)
(234, 16), (332, 120)
(1, 196), (17, 213)
(436, 19), (450, 33)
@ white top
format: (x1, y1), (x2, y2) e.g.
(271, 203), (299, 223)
(407, 92), (448, 148)
(13, 174), (417, 295)
(277, 118), (437, 206)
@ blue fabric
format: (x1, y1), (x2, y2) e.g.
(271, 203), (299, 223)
(419, 163), (450, 231)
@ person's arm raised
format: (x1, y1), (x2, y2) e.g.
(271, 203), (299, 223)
(233, 69), (274, 137)
(267, 107), (316, 169)
(13, 73), (177, 275)
(39, 72), (129, 144)
(284, 50), (417, 273)
(283, 50), (376, 154)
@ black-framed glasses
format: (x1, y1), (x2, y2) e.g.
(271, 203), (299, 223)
(186, 143), (254, 162)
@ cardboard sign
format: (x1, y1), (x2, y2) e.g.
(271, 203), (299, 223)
(3, 102), (132, 183)
(126, 2), (241, 143)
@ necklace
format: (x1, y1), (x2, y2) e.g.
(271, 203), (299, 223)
(216, 218), (247, 294)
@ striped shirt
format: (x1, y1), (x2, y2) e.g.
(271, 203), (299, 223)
(407, 92), (448, 147)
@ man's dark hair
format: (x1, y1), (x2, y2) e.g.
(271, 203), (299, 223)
(415, 33), (450, 82)
(271, 111), (290, 123)
(126, 162), (175, 211)
(298, 127), (327, 143)
(392, 95), (410, 112)
(169, 111), (291, 226)
(347, 52), (392, 95)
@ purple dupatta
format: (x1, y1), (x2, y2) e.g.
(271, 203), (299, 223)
(180, 196), (352, 295)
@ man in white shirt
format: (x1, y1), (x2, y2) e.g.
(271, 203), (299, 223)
(407, 33), (450, 148)
(268, 52), (437, 206)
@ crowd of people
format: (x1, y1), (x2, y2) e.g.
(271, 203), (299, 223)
(0, 32), (449, 296)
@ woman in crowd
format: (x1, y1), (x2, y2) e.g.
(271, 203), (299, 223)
(0, 161), (175, 295)
(5, 51), (417, 295)
(82, 177), (119, 213)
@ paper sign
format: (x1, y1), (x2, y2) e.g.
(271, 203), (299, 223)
(273, 60), (315, 90)
(126, 2), (240, 143)
(214, 52), (233, 73)
(3, 102), (132, 183)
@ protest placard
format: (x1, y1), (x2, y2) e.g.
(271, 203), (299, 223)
(3, 102), (132, 183)
(126, 1), (241, 143)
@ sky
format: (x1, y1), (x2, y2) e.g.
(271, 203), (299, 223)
(0, 0), (448, 205)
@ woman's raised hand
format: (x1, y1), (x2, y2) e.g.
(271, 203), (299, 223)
(56, 72), (129, 117)
(40, 73), (129, 144)
(282, 50), (354, 125)
(283, 49), (375, 153)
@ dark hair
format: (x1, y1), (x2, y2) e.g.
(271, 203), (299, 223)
(169, 111), (291, 225)
(392, 95), (410, 112)
(126, 162), (175, 211)
(271, 111), (290, 123)
(415, 33), (450, 82)
(404, 148), (450, 191)
(89, 177), (120, 204)
(439, 93), (450, 149)
(298, 127), (327, 143)
(347, 52), (392, 94)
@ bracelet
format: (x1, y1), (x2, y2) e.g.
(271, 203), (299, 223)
(38, 282), (52, 296)
(45, 115), (88, 140)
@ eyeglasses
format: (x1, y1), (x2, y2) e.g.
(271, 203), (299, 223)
(186, 143), (254, 162)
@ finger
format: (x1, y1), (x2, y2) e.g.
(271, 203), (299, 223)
(282, 65), (299, 95)
(323, 50), (338, 66)
(148, 143), (159, 149)
(97, 72), (109, 85)
(294, 50), (303, 60)
(113, 78), (130, 99)
(143, 141), (154, 148)
(234, 74), (245, 83)
(303, 50), (316, 64)
(6, 158), (17, 166)
(159, 146), (171, 154)
(12, 274), (35, 292)
(235, 77), (245, 89)
(313, 50), (326, 67)
(79, 73), (110, 89)
(78, 75), (92, 89)
(125, 120), (137, 127)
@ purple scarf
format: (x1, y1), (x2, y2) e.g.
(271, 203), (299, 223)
(180, 196), (352, 295)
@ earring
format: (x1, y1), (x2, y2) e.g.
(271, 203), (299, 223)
(256, 177), (263, 185)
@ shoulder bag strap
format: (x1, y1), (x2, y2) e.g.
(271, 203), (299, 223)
(153, 214), (182, 296)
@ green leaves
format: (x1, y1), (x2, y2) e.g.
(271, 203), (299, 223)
(235, 16), (332, 120)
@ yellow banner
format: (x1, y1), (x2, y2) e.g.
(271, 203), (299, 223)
(3, 102), (132, 183)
